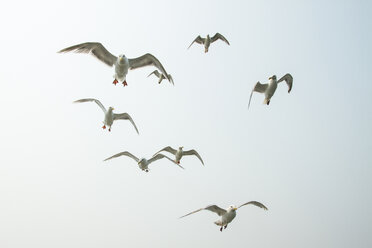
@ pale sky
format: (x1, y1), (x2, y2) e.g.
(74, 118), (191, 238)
(0, 0), (371, 247)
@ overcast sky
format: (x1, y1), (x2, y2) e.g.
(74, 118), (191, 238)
(0, 0), (371, 247)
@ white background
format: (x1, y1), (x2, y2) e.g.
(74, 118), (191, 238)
(0, 0), (371, 247)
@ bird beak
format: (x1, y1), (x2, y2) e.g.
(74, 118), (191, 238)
(120, 57), (123, 61)
(233, 207), (238, 211)
(268, 77), (272, 80)
(112, 107), (115, 110)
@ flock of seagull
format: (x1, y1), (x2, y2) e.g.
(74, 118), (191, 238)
(58, 32), (293, 232)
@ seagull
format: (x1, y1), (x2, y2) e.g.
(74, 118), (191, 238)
(188, 33), (230, 53)
(248, 73), (293, 109)
(58, 42), (172, 86)
(180, 201), (268, 232)
(73, 98), (139, 133)
(147, 70), (174, 85)
(103, 151), (184, 172)
(153, 146), (204, 166)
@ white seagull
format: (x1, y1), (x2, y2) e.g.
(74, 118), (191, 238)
(248, 73), (293, 109)
(73, 98), (139, 133)
(103, 151), (184, 172)
(180, 201), (268, 232)
(153, 146), (204, 166)
(188, 33), (230, 53)
(147, 70), (174, 85)
(58, 42), (172, 86)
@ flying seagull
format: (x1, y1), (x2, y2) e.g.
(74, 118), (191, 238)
(153, 146), (204, 166)
(103, 151), (184, 172)
(147, 70), (174, 85)
(180, 201), (268, 232)
(188, 33), (230, 53)
(248, 73), (293, 109)
(59, 42), (172, 86)
(73, 98), (139, 133)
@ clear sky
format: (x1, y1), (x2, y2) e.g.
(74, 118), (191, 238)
(0, 0), (371, 247)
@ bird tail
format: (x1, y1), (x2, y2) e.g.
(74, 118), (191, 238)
(263, 98), (270, 105)
(214, 220), (223, 226)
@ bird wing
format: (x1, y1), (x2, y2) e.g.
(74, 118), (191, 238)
(248, 82), (269, 109)
(277, 73), (293, 93)
(183, 149), (204, 165)
(73, 98), (106, 113)
(153, 146), (177, 156)
(128, 53), (170, 81)
(103, 151), (139, 162)
(180, 205), (226, 218)
(147, 70), (161, 78)
(211, 33), (230, 45)
(238, 201), (268, 210)
(113, 113), (139, 134)
(167, 74), (174, 85)
(148, 154), (184, 169)
(188, 36), (205, 49)
(58, 42), (117, 67)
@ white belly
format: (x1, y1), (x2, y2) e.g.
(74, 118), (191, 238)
(104, 112), (114, 126)
(221, 211), (236, 225)
(115, 62), (129, 82)
(175, 151), (183, 162)
(265, 82), (277, 99)
(138, 159), (149, 170)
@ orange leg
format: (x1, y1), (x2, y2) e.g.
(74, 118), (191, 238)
(102, 125), (106, 129)
(113, 79), (118, 85)
(122, 81), (128, 87)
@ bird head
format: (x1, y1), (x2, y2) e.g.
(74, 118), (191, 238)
(179, 146), (184, 150)
(138, 158), (145, 165)
(118, 54), (127, 63)
(108, 107), (114, 111)
(228, 205), (238, 211)
(269, 75), (277, 81)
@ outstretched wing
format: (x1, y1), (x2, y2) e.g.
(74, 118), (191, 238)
(248, 82), (268, 109)
(183, 149), (204, 165)
(148, 154), (184, 169)
(188, 36), (205, 49)
(73, 98), (106, 113)
(153, 146), (177, 156)
(58, 42), (117, 67)
(147, 70), (161, 78)
(238, 201), (268, 210)
(103, 151), (139, 163)
(128, 53), (170, 81)
(211, 33), (230, 45)
(277, 73), (293, 93)
(180, 205), (226, 218)
(113, 113), (139, 134)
